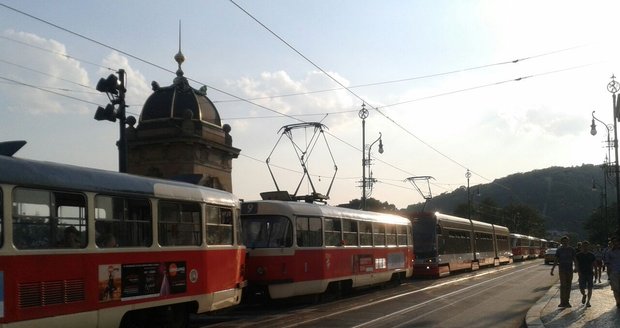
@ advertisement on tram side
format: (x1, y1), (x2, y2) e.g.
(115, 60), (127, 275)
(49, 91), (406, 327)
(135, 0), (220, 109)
(98, 262), (187, 302)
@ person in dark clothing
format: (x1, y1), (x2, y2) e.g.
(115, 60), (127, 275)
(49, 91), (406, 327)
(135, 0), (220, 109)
(551, 236), (577, 308)
(575, 241), (596, 307)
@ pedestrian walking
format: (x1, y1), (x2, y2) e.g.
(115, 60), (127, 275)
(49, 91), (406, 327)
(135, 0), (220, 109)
(604, 239), (612, 280)
(550, 235), (577, 308)
(575, 241), (596, 307)
(605, 235), (620, 308)
(593, 244), (603, 283)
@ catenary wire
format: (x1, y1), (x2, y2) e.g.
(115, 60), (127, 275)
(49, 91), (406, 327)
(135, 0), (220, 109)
(0, 2), (587, 202)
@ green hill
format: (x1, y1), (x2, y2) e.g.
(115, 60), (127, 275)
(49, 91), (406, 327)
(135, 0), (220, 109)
(406, 164), (612, 239)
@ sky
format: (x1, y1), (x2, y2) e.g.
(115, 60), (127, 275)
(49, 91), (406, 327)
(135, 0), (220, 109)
(1, 0), (620, 209)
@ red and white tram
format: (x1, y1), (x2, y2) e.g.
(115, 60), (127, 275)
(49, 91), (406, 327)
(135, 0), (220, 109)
(0, 146), (245, 327)
(510, 233), (531, 261)
(528, 236), (542, 259)
(539, 238), (550, 258)
(240, 200), (413, 300)
(410, 212), (512, 278)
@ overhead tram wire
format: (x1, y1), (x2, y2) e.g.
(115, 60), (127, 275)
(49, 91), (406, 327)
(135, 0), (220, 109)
(0, 3), (369, 187)
(380, 62), (599, 109)
(2, 3), (585, 198)
(228, 0), (491, 186)
(0, 5), (380, 190)
(0, 3), (305, 123)
(212, 44), (589, 104)
(228, 0), (595, 192)
(0, 58), (95, 90)
(0, 34), (116, 72)
(0, 3), (424, 200)
(0, 75), (101, 106)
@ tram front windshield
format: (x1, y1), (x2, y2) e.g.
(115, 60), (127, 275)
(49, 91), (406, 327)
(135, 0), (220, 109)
(241, 215), (293, 248)
(411, 216), (438, 259)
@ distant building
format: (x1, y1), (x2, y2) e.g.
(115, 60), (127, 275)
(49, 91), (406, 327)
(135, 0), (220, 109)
(126, 50), (240, 192)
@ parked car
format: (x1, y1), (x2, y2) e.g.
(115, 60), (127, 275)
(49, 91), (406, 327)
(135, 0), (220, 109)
(544, 248), (557, 265)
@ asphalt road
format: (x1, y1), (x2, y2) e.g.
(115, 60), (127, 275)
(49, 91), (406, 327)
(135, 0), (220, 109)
(192, 259), (557, 328)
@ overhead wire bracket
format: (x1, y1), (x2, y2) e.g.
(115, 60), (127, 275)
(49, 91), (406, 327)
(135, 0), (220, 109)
(265, 122), (337, 202)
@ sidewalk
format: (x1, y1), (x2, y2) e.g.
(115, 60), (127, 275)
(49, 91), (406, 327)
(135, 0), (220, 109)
(526, 275), (619, 327)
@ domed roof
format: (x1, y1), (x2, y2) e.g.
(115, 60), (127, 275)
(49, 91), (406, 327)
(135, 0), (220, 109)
(140, 51), (221, 126)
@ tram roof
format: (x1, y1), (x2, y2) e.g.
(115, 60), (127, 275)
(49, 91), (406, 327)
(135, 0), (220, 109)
(241, 200), (410, 225)
(412, 212), (509, 234)
(0, 155), (237, 205)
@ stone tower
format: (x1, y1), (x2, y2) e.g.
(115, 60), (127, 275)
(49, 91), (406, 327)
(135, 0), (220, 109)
(126, 50), (240, 192)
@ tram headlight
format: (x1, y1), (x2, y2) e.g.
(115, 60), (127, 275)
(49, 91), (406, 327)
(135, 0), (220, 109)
(256, 266), (266, 276)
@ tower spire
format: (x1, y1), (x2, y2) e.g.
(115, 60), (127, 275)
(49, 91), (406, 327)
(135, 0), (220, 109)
(174, 20), (185, 74)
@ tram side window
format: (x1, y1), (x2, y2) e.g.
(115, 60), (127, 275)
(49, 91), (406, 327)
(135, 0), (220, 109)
(296, 217), (322, 247)
(497, 235), (510, 252)
(359, 221), (372, 246)
(342, 219), (358, 246)
(407, 225), (413, 246)
(386, 225), (397, 246)
(95, 195), (152, 247)
(159, 201), (201, 246)
(373, 223), (386, 246)
(13, 188), (87, 249)
(396, 225), (407, 246)
(206, 206), (233, 245)
(475, 232), (494, 252)
(324, 217), (342, 246)
(445, 229), (472, 254)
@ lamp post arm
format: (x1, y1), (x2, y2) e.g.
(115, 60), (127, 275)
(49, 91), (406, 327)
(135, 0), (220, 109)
(592, 111), (612, 134)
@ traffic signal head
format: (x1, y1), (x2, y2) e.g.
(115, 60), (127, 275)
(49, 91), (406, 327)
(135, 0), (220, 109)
(94, 104), (117, 122)
(96, 74), (119, 95)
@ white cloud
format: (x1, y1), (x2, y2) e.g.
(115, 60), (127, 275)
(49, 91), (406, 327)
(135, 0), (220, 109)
(1, 29), (92, 115)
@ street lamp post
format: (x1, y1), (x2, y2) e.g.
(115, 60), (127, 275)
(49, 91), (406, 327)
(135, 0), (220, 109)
(466, 169), (472, 220)
(359, 104), (369, 210)
(590, 110), (613, 225)
(606, 76), (620, 230)
(592, 178), (608, 227)
(358, 104), (384, 211)
(366, 133), (384, 206)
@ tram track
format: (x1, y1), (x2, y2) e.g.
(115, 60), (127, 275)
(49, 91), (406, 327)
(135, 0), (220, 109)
(352, 265), (534, 328)
(195, 260), (544, 327)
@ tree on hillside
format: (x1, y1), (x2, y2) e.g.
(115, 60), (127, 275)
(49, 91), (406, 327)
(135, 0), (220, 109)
(584, 205), (618, 245)
(476, 198), (504, 225)
(410, 165), (604, 239)
(453, 200), (544, 237)
(338, 198), (399, 213)
(502, 204), (546, 237)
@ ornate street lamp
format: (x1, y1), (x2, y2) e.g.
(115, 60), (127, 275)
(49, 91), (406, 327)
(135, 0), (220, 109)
(466, 169), (472, 220)
(359, 104), (369, 210)
(605, 76), (620, 230)
(590, 110), (613, 226)
(358, 104), (384, 210)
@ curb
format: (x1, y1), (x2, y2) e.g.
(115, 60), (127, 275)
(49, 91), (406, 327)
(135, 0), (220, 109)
(525, 282), (560, 327)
